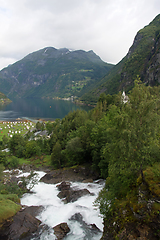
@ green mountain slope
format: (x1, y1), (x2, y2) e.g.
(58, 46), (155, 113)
(0, 92), (11, 104)
(81, 14), (160, 104)
(0, 48), (113, 99)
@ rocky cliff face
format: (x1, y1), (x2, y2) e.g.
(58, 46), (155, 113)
(81, 14), (160, 103)
(117, 14), (160, 91)
(121, 21), (160, 89)
(143, 34), (160, 85)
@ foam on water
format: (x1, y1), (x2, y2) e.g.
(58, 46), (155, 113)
(21, 171), (104, 239)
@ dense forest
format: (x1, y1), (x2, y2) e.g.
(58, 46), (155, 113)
(0, 78), (160, 238)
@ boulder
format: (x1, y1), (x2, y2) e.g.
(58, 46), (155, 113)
(10, 176), (19, 184)
(56, 181), (94, 203)
(0, 206), (43, 240)
(70, 213), (102, 238)
(56, 181), (71, 191)
(53, 222), (70, 240)
(40, 165), (100, 184)
(20, 164), (32, 172)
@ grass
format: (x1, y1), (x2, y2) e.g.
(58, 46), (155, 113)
(0, 194), (21, 226)
(0, 154), (51, 225)
(0, 155), (51, 225)
(0, 120), (36, 141)
(27, 155), (51, 168)
(16, 157), (31, 165)
(0, 193), (20, 203)
(4, 154), (51, 169)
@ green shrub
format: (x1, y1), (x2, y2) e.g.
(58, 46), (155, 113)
(0, 151), (7, 166)
(8, 156), (19, 169)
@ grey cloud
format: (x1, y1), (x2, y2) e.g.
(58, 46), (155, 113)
(0, 0), (159, 70)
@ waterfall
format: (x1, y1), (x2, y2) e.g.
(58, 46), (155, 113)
(20, 171), (104, 239)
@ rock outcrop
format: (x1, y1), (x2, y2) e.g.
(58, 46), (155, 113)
(56, 181), (94, 203)
(83, 14), (160, 102)
(70, 213), (102, 239)
(53, 222), (70, 240)
(0, 206), (43, 240)
(40, 165), (99, 184)
(0, 167), (101, 239)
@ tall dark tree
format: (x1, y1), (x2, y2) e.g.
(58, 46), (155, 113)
(9, 134), (26, 157)
(51, 141), (62, 168)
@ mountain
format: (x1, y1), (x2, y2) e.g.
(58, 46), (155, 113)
(80, 14), (160, 104)
(0, 47), (113, 99)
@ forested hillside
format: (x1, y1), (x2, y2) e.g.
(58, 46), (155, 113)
(0, 91), (11, 104)
(0, 48), (113, 99)
(81, 14), (160, 104)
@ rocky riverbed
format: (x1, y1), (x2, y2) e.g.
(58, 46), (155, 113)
(0, 165), (104, 240)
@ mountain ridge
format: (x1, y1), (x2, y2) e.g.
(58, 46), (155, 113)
(80, 14), (160, 104)
(0, 14), (160, 103)
(0, 47), (113, 99)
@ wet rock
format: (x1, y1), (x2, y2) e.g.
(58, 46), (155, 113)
(11, 169), (20, 175)
(40, 165), (100, 184)
(56, 181), (71, 191)
(10, 176), (19, 184)
(70, 212), (83, 222)
(53, 222), (70, 240)
(94, 179), (105, 185)
(20, 164), (32, 172)
(57, 181), (94, 203)
(0, 206), (43, 240)
(40, 172), (54, 182)
(30, 224), (52, 240)
(70, 213), (102, 238)
(21, 205), (44, 217)
(82, 178), (93, 183)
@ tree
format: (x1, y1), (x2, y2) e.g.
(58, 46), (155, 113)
(63, 137), (84, 166)
(36, 121), (45, 131)
(46, 121), (54, 134)
(0, 151), (7, 166)
(76, 119), (95, 163)
(51, 141), (62, 168)
(96, 81), (160, 221)
(25, 141), (41, 158)
(90, 116), (110, 175)
(9, 134), (26, 157)
(49, 133), (58, 153)
(99, 80), (160, 199)
(8, 156), (19, 168)
(43, 140), (51, 155)
(2, 135), (9, 147)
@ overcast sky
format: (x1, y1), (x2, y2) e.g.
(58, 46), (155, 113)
(0, 0), (159, 70)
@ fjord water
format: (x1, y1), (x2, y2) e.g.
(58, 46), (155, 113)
(0, 98), (92, 121)
(21, 171), (104, 240)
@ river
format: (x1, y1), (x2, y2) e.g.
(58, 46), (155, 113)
(0, 98), (92, 121)
(20, 171), (104, 240)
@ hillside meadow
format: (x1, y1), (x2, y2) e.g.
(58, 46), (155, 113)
(0, 120), (36, 141)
